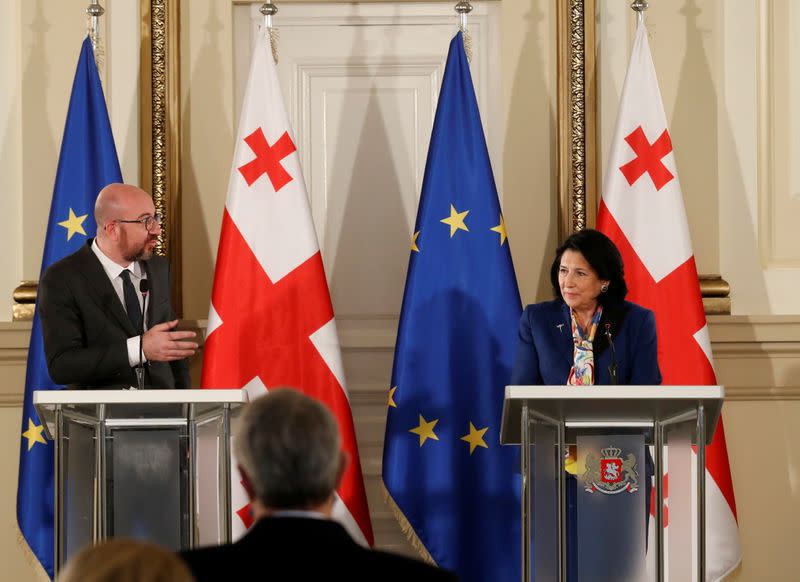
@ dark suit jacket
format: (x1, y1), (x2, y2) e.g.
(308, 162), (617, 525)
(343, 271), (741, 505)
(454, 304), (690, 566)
(510, 299), (661, 386)
(38, 239), (190, 389)
(180, 517), (458, 582)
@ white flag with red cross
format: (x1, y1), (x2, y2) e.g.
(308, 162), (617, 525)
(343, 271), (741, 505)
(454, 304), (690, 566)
(597, 22), (741, 580)
(201, 31), (374, 546)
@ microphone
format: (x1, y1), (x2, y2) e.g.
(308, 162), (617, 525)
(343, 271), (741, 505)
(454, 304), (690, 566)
(135, 279), (150, 390)
(605, 322), (619, 385)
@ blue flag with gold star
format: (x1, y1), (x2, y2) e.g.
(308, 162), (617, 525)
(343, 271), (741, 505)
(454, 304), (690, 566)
(17, 37), (121, 579)
(382, 32), (521, 582)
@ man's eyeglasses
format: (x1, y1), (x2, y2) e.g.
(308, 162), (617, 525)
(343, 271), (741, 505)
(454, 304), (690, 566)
(115, 213), (163, 233)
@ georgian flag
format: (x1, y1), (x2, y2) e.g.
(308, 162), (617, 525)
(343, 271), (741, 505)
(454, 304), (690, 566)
(597, 22), (741, 580)
(201, 29), (374, 546)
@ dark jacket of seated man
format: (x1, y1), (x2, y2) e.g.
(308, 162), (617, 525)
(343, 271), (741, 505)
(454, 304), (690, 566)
(39, 183), (196, 389)
(180, 388), (457, 582)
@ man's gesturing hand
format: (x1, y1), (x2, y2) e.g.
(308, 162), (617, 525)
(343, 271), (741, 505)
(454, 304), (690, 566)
(142, 319), (198, 362)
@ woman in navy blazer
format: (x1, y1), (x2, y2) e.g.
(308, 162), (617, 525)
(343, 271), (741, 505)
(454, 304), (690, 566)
(511, 229), (661, 387)
(510, 229), (661, 579)
(511, 299), (660, 385)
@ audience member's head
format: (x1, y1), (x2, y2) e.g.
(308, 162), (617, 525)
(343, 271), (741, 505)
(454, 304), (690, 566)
(234, 387), (344, 517)
(58, 539), (194, 582)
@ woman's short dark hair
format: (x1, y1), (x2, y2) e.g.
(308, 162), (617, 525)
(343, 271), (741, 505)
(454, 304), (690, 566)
(549, 229), (628, 306)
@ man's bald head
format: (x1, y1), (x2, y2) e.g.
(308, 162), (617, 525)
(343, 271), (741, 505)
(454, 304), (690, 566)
(93, 184), (159, 265)
(94, 183), (153, 230)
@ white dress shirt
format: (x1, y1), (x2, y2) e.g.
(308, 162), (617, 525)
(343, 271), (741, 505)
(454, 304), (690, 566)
(91, 238), (148, 367)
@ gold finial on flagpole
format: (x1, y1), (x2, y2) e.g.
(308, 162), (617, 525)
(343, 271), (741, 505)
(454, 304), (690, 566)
(631, 0), (648, 27)
(454, 1), (473, 63)
(86, 1), (105, 71)
(260, 2), (279, 65)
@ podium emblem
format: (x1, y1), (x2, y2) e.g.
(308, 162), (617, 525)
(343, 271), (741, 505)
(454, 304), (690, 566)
(581, 446), (638, 494)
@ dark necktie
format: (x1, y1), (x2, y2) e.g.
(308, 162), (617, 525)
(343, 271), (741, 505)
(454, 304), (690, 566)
(119, 269), (143, 332)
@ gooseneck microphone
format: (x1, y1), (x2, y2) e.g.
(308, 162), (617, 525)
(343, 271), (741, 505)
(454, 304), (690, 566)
(135, 279), (150, 390)
(605, 322), (619, 385)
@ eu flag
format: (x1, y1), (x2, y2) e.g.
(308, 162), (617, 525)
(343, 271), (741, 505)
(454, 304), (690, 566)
(382, 32), (521, 582)
(16, 37), (121, 579)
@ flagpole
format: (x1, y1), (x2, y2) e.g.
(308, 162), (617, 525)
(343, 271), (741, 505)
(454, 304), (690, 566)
(631, 0), (648, 27)
(85, 1), (105, 70)
(454, 1), (473, 62)
(260, 2), (279, 64)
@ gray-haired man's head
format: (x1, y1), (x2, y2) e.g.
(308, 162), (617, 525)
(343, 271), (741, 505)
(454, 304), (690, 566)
(234, 388), (343, 510)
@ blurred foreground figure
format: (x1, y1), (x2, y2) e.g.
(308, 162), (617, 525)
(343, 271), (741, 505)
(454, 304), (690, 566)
(59, 539), (194, 582)
(180, 388), (457, 581)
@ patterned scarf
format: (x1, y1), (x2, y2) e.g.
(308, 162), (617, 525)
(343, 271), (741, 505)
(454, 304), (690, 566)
(565, 305), (603, 474)
(567, 305), (603, 386)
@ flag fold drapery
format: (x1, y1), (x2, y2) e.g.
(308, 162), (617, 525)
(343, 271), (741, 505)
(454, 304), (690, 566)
(597, 22), (742, 581)
(201, 30), (373, 546)
(382, 32), (522, 582)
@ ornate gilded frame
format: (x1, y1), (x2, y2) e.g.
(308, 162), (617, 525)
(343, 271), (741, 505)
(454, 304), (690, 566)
(557, 0), (596, 238)
(140, 0), (182, 313)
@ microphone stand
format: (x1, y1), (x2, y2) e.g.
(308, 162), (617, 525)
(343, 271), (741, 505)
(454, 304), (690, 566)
(136, 278), (150, 390)
(605, 323), (618, 385)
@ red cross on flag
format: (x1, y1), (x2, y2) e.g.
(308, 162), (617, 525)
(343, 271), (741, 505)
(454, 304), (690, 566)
(201, 32), (374, 546)
(597, 22), (741, 580)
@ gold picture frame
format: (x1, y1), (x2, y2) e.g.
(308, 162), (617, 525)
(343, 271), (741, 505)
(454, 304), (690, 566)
(557, 0), (597, 239)
(140, 0), (183, 314)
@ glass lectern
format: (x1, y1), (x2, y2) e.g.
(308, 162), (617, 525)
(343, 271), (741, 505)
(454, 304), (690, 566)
(34, 388), (248, 575)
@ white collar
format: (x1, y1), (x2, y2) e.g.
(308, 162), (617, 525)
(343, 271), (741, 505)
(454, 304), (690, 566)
(268, 509), (327, 520)
(91, 238), (141, 280)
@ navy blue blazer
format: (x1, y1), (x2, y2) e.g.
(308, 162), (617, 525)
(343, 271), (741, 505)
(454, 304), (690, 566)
(510, 299), (661, 386)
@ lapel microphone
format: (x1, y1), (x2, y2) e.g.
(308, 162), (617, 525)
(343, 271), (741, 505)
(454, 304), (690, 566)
(135, 278), (150, 390)
(605, 322), (619, 385)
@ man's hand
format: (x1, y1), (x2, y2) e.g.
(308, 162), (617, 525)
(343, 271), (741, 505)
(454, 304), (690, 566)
(142, 319), (198, 362)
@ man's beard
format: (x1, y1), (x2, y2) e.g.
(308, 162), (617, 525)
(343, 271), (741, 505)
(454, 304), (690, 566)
(123, 238), (155, 262)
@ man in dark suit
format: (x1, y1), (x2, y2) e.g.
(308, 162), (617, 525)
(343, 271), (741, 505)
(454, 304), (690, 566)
(39, 183), (197, 389)
(180, 388), (458, 581)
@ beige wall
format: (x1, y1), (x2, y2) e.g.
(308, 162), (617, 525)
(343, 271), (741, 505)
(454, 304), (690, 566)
(3, 0), (140, 321)
(598, 1), (800, 315)
(501, 0), (557, 303)
(2, 0), (800, 580)
(0, 1), (22, 325)
(9, 1), (777, 317)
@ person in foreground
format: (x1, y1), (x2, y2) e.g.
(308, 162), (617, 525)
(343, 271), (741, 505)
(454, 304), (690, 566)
(59, 539), (195, 582)
(180, 388), (457, 582)
(510, 228), (662, 579)
(39, 183), (197, 389)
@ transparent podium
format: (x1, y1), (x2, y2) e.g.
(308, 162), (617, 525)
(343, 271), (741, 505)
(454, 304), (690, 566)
(34, 389), (248, 574)
(500, 386), (723, 582)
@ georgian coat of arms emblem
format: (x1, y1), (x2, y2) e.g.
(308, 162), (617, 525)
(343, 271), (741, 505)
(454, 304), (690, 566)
(580, 446), (638, 495)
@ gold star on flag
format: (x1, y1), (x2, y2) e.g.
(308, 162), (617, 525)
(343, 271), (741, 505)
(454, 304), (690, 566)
(21, 418), (47, 451)
(440, 204), (469, 237)
(411, 231), (420, 253)
(490, 214), (508, 245)
(58, 208), (88, 241)
(409, 414), (439, 446)
(460, 422), (489, 454)
(388, 386), (397, 408)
